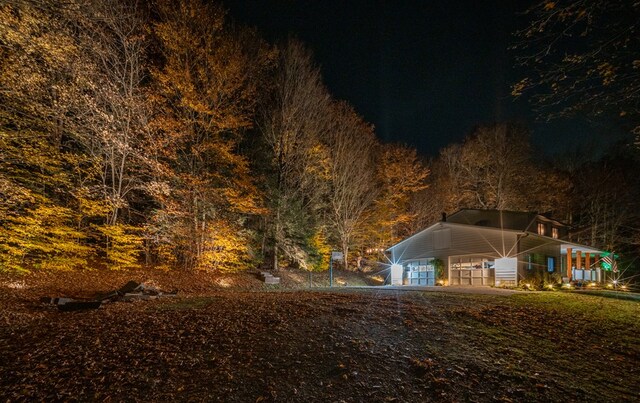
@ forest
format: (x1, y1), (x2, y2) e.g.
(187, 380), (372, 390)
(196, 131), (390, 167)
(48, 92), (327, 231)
(1, 0), (639, 280)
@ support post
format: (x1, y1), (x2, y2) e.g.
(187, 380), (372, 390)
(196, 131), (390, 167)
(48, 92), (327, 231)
(576, 250), (582, 270)
(566, 248), (572, 280)
(330, 258), (333, 288)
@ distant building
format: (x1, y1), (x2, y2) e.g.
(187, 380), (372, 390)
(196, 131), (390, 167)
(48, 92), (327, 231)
(386, 209), (604, 287)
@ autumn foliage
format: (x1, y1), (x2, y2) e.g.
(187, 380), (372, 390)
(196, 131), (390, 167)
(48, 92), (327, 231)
(0, 0), (430, 273)
(1, 0), (637, 275)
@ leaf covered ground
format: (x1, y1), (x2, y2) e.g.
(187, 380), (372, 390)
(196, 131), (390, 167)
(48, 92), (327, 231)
(1, 270), (638, 402)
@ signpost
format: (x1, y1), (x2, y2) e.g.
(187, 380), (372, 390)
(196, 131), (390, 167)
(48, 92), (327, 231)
(330, 251), (343, 287)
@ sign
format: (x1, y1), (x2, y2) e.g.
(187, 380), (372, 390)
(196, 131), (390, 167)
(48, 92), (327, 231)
(331, 251), (344, 261)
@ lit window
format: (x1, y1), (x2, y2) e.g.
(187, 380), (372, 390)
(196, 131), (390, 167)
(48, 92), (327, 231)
(537, 223), (545, 236)
(552, 227), (559, 239)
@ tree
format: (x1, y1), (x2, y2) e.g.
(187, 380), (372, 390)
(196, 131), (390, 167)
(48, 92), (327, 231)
(149, 0), (273, 270)
(564, 146), (640, 252)
(326, 101), (378, 270)
(438, 124), (532, 211)
(410, 123), (567, 229)
(70, 0), (151, 268)
(361, 144), (429, 255)
(0, 0), (101, 271)
(258, 38), (332, 271)
(512, 1), (640, 137)
(0, 131), (94, 272)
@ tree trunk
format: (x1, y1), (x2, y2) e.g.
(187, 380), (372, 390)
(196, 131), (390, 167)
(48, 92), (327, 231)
(342, 238), (349, 271)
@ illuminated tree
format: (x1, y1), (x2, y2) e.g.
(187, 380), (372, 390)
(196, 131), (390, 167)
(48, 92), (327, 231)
(70, 0), (151, 268)
(326, 101), (378, 270)
(361, 144), (429, 254)
(149, 0), (273, 270)
(0, 1), (100, 271)
(258, 38), (332, 271)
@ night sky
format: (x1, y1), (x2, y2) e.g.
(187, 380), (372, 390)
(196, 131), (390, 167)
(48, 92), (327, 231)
(226, 0), (620, 157)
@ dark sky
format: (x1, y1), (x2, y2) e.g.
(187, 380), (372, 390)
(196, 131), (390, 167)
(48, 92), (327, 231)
(226, 0), (618, 157)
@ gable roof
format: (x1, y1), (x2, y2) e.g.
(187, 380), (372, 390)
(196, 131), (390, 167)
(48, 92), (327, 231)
(386, 221), (526, 252)
(446, 209), (568, 232)
(386, 218), (605, 255)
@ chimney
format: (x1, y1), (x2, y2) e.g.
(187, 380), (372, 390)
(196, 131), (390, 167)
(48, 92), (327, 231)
(441, 212), (447, 222)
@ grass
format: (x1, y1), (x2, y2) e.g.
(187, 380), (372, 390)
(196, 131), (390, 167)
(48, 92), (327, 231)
(512, 291), (640, 325)
(1, 286), (638, 402)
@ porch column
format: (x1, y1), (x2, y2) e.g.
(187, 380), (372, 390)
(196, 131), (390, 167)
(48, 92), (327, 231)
(566, 247), (572, 279)
(594, 254), (600, 282)
(585, 252), (591, 270)
(576, 250), (582, 270)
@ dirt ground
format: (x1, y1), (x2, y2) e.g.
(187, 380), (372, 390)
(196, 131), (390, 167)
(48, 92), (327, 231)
(1, 270), (639, 402)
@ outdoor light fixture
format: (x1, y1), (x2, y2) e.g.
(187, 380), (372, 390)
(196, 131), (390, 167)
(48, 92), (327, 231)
(389, 263), (403, 286)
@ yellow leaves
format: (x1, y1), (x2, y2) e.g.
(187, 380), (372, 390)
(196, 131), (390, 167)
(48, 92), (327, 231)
(0, 204), (92, 272)
(199, 219), (251, 272)
(544, 2), (556, 11)
(310, 229), (331, 272)
(305, 144), (332, 181)
(94, 224), (143, 270)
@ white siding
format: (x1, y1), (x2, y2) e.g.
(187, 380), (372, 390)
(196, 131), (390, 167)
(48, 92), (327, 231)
(390, 223), (518, 263)
(495, 257), (518, 286)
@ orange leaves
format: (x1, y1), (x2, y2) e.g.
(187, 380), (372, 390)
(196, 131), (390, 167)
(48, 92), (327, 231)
(597, 62), (617, 85)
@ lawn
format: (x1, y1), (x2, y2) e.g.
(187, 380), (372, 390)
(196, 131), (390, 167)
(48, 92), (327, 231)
(1, 284), (638, 402)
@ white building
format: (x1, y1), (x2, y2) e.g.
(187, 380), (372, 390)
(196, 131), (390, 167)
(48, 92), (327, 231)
(386, 209), (605, 287)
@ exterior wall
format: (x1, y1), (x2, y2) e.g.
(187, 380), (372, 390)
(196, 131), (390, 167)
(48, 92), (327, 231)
(517, 234), (562, 282)
(389, 223), (518, 285)
(388, 217), (603, 286)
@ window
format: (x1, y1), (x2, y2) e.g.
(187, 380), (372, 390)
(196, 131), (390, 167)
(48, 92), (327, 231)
(537, 222), (546, 236)
(547, 256), (555, 272)
(551, 227), (559, 239)
(450, 257), (493, 270)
